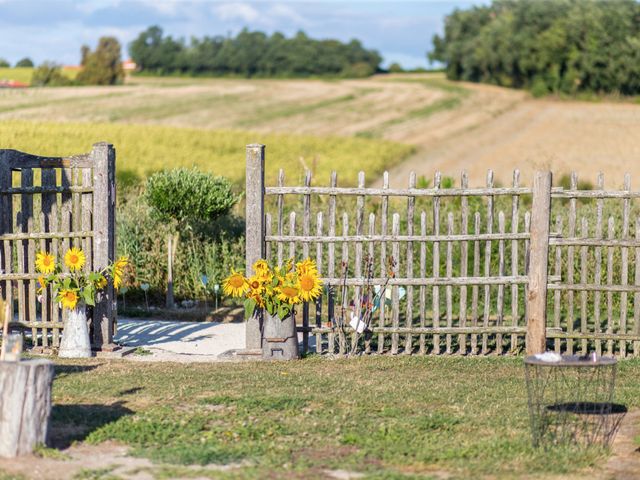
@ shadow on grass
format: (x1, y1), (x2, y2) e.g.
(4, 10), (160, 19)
(49, 402), (134, 449)
(54, 364), (100, 380)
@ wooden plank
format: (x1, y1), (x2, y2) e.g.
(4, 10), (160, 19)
(0, 153), (13, 323)
(404, 172), (416, 353)
(266, 185), (532, 197)
(315, 212), (323, 354)
(459, 172), (469, 354)
(265, 214), (272, 262)
(42, 168), (58, 346)
(432, 172), (441, 354)
(302, 170), (312, 354)
(510, 170), (520, 352)
(580, 217), (588, 355)
(81, 169), (92, 271)
(377, 172), (389, 353)
(566, 172), (577, 355)
(482, 170), (494, 354)
(496, 211), (506, 354)
(553, 215), (563, 354)
(594, 173), (604, 356)
(471, 212), (481, 355)
(620, 174), (631, 357)
(3, 150), (92, 168)
(365, 212), (375, 354)
(445, 212), (454, 354)
(266, 233), (532, 243)
(288, 212), (296, 261)
(525, 171), (552, 355)
(524, 212), (531, 324)
(353, 172), (365, 354)
(17, 169), (32, 335)
(276, 169), (285, 267)
(340, 211), (349, 355)
(327, 172), (337, 355)
(606, 216), (615, 355)
(60, 166), (73, 336)
(634, 216), (640, 356)
(419, 211), (427, 354)
(391, 213), (400, 354)
(91, 142), (116, 349)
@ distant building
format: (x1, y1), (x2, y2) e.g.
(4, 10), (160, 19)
(0, 79), (29, 88)
(122, 59), (137, 73)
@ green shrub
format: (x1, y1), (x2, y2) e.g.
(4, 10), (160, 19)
(31, 62), (72, 87)
(144, 169), (239, 228)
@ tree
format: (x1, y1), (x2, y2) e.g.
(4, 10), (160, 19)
(76, 37), (124, 85)
(15, 58), (33, 68)
(31, 62), (71, 87)
(0, 59), (9, 68)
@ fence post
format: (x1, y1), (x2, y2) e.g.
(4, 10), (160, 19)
(526, 171), (552, 355)
(245, 144), (265, 350)
(92, 142), (116, 350)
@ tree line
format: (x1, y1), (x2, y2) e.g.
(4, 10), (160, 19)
(129, 26), (382, 78)
(430, 0), (640, 96)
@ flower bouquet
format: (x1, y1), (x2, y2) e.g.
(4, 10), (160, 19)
(223, 258), (322, 360)
(36, 247), (128, 357)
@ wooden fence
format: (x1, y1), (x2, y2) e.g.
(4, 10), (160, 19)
(0, 143), (116, 351)
(245, 144), (640, 357)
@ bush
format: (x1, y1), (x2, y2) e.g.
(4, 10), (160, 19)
(31, 62), (71, 87)
(0, 58), (9, 68)
(15, 57), (33, 68)
(144, 168), (239, 228)
(77, 36), (124, 86)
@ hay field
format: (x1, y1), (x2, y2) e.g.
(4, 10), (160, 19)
(1, 73), (639, 186)
(0, 67), (78, 84)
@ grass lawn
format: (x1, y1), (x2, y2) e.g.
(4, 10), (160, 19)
(15, 356), (637, 479)
(0, 67), (78, 84)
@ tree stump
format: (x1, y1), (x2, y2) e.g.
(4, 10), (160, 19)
(0, 359), (55, 457)
(262, 313), (299, 360)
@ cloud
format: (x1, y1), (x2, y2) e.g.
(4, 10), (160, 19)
(213, 2), (260, 23)
(267, 3), (309, 26)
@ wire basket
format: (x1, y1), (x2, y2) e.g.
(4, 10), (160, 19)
(524, 354), (625, 448)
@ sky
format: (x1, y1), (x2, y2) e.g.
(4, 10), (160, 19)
(0, 0), (481, 69)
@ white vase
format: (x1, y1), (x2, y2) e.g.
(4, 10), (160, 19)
(58, 302), (91, 358)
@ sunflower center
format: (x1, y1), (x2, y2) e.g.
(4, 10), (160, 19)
(300, 276), (315, 291)
(64, 292), (76, 301)
(69, 254), (78, 264)
(282, 286), (298, 297)
(250, 280), (260, 289)
(229, 274), (244, 288)
(43, 257), (52, 266)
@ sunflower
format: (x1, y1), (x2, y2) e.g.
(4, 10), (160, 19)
(64, 247), (86, 271)
(223, 269), (249, 298)
(277, 283), (301, 305)
(247, 275), (265, 295)
(298, 271), (323, 302)
(296, 258), (317, 275)
(252, 259), (269, 275)
(113, 256), (129, 289)
(59, 289), (79, 310)
(37, 275), (47, 294)
(35, 251), (56, 274)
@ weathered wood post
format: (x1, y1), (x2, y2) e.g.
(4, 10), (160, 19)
(92, 142), (116, 350)
(0, 359), (55, 457)
(526, 171), (552, 355)
(245, 144), (265, 350)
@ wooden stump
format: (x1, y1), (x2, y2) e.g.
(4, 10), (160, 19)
(262, 313), (299, 360)
(0, 359), (55, 457)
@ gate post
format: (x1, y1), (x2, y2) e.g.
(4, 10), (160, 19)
(92, 142), (116, 350)
(526, 171), (552, 355)
(245, 144), (265, 350)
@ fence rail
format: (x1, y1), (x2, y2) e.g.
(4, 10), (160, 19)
(246, 144), (640, 358)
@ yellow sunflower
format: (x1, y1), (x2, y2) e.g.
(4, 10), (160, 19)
(252, 259), (269, 275)
(223, 269), (249, 298)
(247, 275), (265, 295)
(277, 283), (301, 305)
(298, 271), (323, 302)
(37, 275), (47, 294)
(35, 251), (56, 274)
(95, 275), (108, 290)
(59, 289), (79, 310)
(113, 256), (129, 289)
(296, 258), (318, 275)
(64, 247), (86, 271)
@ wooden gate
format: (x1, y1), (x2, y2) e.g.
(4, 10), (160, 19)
(0, 143), (116, 351)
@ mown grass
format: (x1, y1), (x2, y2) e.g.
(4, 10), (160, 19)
(0, 120), (415, 186)
(43, 356), (640, 479)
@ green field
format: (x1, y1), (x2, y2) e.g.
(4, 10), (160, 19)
(0, 356), (633, 479)
(0, 120), (414, 186)
(0, 67), (78, 84)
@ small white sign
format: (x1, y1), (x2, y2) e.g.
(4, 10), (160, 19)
(349, 312), (366, 333)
